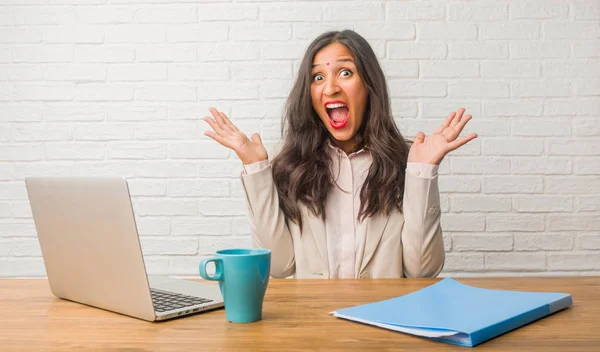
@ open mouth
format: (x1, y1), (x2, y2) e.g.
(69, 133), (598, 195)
(325, 102), (349, 129)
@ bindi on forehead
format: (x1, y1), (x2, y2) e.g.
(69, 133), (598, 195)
(312, 58), (354, 68)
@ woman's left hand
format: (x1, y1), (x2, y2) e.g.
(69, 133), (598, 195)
(408, 108), (478, 165)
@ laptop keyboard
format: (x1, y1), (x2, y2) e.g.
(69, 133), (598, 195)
(151, 288), (213, 313)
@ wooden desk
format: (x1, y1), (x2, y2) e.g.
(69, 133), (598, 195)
(1, 277), (598, 351)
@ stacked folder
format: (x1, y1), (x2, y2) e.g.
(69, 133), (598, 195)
(332, 278), (572, 347)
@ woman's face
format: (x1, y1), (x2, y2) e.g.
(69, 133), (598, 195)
(310, 42), (368, 154)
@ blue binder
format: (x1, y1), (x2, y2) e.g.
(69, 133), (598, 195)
(331, 278), (572, 347)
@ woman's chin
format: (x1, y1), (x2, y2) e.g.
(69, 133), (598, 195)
(328, 129), (356, 144)
(321, 118), (355, 144)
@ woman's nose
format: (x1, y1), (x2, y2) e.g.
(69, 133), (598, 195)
(324, 78), (340, 96)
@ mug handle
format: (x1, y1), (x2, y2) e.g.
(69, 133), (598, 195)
(199, 258), (224, 281)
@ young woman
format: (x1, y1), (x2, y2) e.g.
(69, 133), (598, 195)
(203, 30), (477, 279)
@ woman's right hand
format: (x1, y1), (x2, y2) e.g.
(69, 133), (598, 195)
(203, 107), (268, 165)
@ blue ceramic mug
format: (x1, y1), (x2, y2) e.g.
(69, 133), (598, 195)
(199, 248), (271, 323)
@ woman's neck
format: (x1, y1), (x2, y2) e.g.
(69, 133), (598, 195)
(330, 138), (361, 155)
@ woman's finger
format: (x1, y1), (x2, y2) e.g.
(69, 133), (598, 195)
(455, 114), (473, 133)
(447, 114), (473, 141)
(251, 133), (262, 145)
(209, 107), (232, 132)
(414, 131), (426, 144)
(447, 132), (478, 151)
(204, 130), (231, 148)
(435, 112), (456, 134)
(203, 116), (225, 135)
(450, 108), (465, 127)
(443, 113), (472, 142)
(218, 110), (239, 132)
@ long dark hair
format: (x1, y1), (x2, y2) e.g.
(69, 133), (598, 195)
(271, 30), (410, 230)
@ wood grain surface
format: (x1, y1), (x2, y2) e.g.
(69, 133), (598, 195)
(0, 277), (598, 351)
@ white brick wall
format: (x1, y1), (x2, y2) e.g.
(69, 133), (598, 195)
(0, 0), (599, 277)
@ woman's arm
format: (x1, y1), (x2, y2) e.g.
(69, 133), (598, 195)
(401, 166), (445, 278)
(241, 163), (296, 278)
(401, 107), (477, 277)
(203, 107), (295, 277)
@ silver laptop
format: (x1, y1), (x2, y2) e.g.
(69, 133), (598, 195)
(25, 176), (224, 322)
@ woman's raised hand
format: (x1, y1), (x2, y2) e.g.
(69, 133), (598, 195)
(408, 108), (478, 165)
(203, 107), (268, 165)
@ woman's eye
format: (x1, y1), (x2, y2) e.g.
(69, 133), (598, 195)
(313, 74), (324, 82)
(340, 70), (352, 77)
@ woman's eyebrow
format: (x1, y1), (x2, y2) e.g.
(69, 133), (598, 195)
(312, 58), (354, 68)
